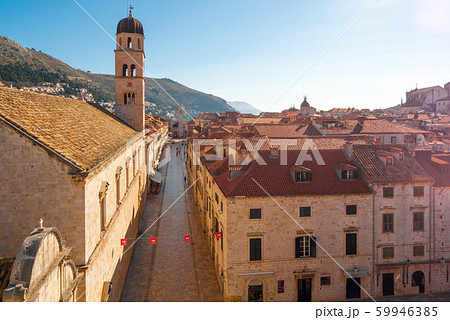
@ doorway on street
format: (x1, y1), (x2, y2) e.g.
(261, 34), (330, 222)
(248, 280), (263, 302)
(411, 271), (425, 293)
(346, 277), (361, 299)
(382, 273), (394, 296)
(297, 278), (312, 302)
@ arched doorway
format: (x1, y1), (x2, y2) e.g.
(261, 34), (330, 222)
(248, 279), (263, 302)
(411, 271), (425, 293)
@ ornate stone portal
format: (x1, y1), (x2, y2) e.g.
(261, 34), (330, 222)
(2, 227), (82, 302)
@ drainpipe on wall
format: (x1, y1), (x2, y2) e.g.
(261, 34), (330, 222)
(433, 188), (436, 260)
(429, 184), (432, 283)
(371, 185), (376, 294)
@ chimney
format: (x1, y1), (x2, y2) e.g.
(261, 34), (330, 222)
(357, 116), (365, 125)
(343, 142), (353, 160)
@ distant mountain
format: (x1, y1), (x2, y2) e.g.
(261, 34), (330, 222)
(227, 101), (261, 115)
(0, 36), (233, 120)
(385, 104), (401, 111)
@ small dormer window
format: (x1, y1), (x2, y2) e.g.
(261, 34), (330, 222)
(399, 153), (404, 161)
(295, 171), (312, 182)
(269, 148), (279, 159)
(341, 169), (358, 180)
(290, 165), (312, 182)
(386, 157), (393, 165)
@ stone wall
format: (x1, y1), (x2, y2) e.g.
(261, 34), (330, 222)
(0, 123), (86, 262)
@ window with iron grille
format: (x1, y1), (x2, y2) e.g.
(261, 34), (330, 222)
(249, 238), (262, 261)
(345, 233), (357, 255)
(413, 212), (424, 231)
(382, 213), (394, 233)
(320, 276), (331, 286)
(299, 207), (311, 217)
(383, 247), (394, 259)
(383, 187), (394, 198)
(250, 208), (261, 219)
(346, 205), (357, 215)
(413, 186), (424, 197)
(295, 236), (316, 258)
(413, 245), (424, 256)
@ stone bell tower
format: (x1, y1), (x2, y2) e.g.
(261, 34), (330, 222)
(115, 7), (145, 131)
(178, 104), (184, 138)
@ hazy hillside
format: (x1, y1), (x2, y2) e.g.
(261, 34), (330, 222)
(227, 101), (261, 115)
(0, 36), (234, 120)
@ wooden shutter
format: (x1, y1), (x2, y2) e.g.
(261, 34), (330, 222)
(310, 236), (317, 257)
(295, 236), (301, 258)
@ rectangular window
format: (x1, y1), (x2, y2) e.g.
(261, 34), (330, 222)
(413, 212), (424, 231)
(299, 206), (311, 217)
(295, 236), (316, 258)
(341, 170), (358, 180)
(382, 213), (394, 233)
(295, 171), (312, 182)
(220, 201), (223, 212)
(413, 245), (425, 257)
(391, 136), (397, 144)
(383, 247), (394, 259)
(250, 208), (262, 219)
(383, 187), (394, 198)
(249, 238), (262, 261)
(215, 193), (219, 203)
(346, 205), (357, 215)
(100, 196), (107, 231)
(320, 276), (331, 286)
(413, 186), (424, 197)
(346, 233), (357, 255)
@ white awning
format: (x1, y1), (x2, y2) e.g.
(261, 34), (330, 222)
(150, 171), (162, 184)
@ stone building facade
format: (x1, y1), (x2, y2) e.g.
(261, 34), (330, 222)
(0, 13), (167, 302)
(187, 127), (450, 301)
(3, 227), (82, 302)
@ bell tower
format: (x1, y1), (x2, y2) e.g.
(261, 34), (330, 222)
(115, 7), (145, 131)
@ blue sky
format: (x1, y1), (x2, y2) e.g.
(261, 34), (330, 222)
(1, 0), (449, 111)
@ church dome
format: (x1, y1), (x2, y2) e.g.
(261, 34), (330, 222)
(117, 14), (144, 35)
(301, 97), (310, 108)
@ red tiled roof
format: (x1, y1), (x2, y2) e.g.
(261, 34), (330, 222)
(416, 155), (450, 187)
(353, 119), (428, 134)
(211, 150), (371, 197)
(352, 145), (434, 183)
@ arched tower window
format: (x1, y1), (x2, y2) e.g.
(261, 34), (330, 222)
(123, 93), (127, 105)
(127, 37), (132, 49)
(131, 65), (136, 77)
(118, 38), (122, 48)
(122, 64), (128, 77)
(138, 38), (141, 49)
(131, 93), (135, 104)
(127, 93), (131, 105)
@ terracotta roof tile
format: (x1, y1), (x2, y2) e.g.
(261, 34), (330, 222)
(352, 145), (434, 183)
(0, 87), (138, 170)
(212, 150), (371, 197)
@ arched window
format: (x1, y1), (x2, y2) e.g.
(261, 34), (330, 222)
(123, 64), (128, 77)
(132, 153), (136, 177)
(131, 64), (136, 77)
(127, 37), (132, 49)
(138, 38), (141, 49)
(116, 167), (122, 206)
(131, 93), (135, 104)
(125, 158), (131, 187)
(127, 93), (131, 105)
(124, 93), (127, 105)
(118, 38), (122, 48)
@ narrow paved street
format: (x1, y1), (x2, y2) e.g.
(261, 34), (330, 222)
(121, 141), (222, 302)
